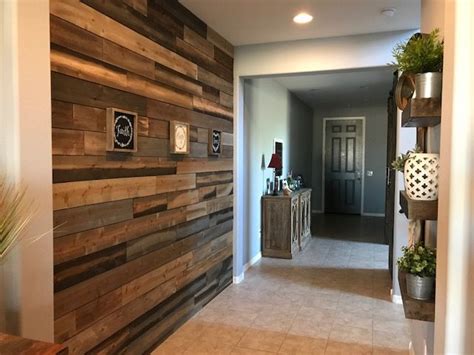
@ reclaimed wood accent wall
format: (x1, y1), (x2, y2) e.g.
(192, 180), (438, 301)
(50, 0), (234, 353)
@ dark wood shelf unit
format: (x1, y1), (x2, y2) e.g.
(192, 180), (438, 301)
(402, 98), (441, 127)
(398, 271), (435, 322)
(399, 191), (438, 220)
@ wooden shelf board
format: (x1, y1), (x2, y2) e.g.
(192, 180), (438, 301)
(399, 191), (438, 220)
(398, 272), (435, 322)
(402, 98), (441, 127)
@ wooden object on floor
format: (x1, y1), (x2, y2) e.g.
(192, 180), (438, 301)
(398, 271), (435, 322)
(399, 191), (438, 221)
(261, 188), (312, 259)
(402, 98), (441, 127)
(0, 333), (66, 355)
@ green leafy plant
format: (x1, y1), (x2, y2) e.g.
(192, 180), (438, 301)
(0, 178), (34, 261)
(391, 29), (444, 74)
(391, 146), (423, 172)
(398, 243), (436, 278)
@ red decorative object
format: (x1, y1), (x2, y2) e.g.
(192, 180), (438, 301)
(268, 153), (282, 195)
(268, 153), (282, 169)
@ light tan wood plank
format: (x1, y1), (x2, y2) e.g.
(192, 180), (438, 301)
(52, 128), (84, 156)
(53, 174), (196, 210)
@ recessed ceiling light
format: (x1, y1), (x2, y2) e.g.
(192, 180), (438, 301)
(293, 13), (313, 24)
(381, 8), (396, 17)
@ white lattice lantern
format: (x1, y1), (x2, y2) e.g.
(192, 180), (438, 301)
(404, 153), (440, 200)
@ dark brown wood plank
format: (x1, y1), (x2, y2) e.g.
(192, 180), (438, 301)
(402, 98), (441, 127)
(183, 26), (214, 58)
(51, 72), (147, 116)
(176, 38), (232, 83)
(103, 40), (156, 80)
(54, 199), (134, 237)
(152, 0), (207, 38)
(398, 271), (435, 322)
(214, 46), (233, 70)
(197, 66), (233, 96)
(399, 191), (438, 220)
(207, 27), (234, 58)
(196, 171), (233, 187)
(50, 14), (103, 60)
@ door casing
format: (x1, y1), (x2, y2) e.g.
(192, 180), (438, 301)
(321, 117), (366, 214)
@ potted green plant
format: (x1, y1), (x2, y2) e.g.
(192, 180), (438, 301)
(392, 29), (444, 98)
(398, 243), (436, 300)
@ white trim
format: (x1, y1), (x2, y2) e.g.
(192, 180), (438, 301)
(233, 273), (244, 284)
(322, 117), (366, 214)
(391, 288), (403, 304)
(312, 209), (323, 214)
(245, 251), (262, 271)
(362, 212), (385, 217)
(233, 252), (262, 284)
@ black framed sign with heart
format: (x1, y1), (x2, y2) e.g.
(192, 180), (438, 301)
(208, 129), (222, 156)
(106, 108), (138, 152)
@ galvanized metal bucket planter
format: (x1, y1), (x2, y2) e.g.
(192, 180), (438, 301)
(414, 72), (442, 99)
(406, 273), (435, 300)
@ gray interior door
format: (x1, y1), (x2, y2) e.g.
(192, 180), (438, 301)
(324, 119), (363, 214)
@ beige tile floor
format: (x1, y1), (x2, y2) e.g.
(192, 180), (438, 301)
(153, 237), (410, 354)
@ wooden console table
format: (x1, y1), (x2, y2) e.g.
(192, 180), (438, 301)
(261, 188), (312, 259)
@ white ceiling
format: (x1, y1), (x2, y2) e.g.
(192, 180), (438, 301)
(180, 0), (420, 46)
(273, 67), (395, 108)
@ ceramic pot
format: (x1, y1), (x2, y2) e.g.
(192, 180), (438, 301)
(404, 153), (439, 200)
(414, 72), (442, 99)
(406, 273), (435, 300)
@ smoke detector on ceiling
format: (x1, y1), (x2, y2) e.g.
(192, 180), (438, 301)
(381, 8), (396, 17)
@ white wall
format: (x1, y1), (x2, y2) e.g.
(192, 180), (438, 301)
(312, 103), (388, 215)
(432, 1), (474, 354)
(233, 30), (416, 278)
(243, 78), (313, 266)
(0, 0), (53, 341)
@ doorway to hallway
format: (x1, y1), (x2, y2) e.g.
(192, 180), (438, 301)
(323, 118), (365, 215)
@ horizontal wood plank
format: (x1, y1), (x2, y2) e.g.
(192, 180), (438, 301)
(53, 174), (196, 210)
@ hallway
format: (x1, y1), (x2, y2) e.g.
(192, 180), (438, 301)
(153, 237), (409, 354)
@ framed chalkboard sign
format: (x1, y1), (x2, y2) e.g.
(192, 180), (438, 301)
(106, 108), (138, 152)
(208, 129), (222, 156)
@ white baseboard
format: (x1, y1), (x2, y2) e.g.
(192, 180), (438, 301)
(391, 289), (403, 304)
(245, 252), (262, 271)
(233, 252), (262, 284)
(312, 210), (323, 214)
(362, 212), (385, 217)
(233, 273), (244, 284)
